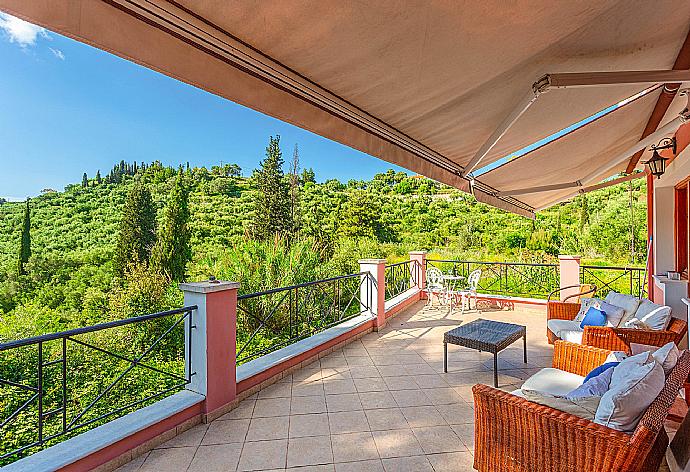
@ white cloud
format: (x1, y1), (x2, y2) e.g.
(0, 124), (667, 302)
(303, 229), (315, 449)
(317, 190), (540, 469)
(49, 47), (65, 60)
(0, 12), (49, 48)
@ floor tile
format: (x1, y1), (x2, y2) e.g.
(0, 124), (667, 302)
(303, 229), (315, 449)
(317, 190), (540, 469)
(412, 426), (465, 454)
(246, 415), (290, 441)
(287, 435), (333, 467)
(328, 410), (370, 434)
(426, 451), (475, 471)
(413, 374), (450, 389)
(258, 382), (293, 399)
(292, 381), (325, 397)
(390, 389), (432, 408)
(139, 446), (195, 471)
(435, 403), (474, 425)
(359, 391), (397, 410)
(323, 379), (357, 395)
(364, 408), (408, 431)
(348, 366), (381, 378)
(422, 387), (464, 405)
(331, 432), (379, 463)
(383, 376), (418, 390)
(188, 443), (243, 472)
(157, 424), (207, 448)
(292, 395), (328, 414)
(353, 377), (387, 392)
(381, 455), (434, 471)
(202, 418), (250, 445)
(334, 459), (384, 472)
(401, 406), (446, 428)
(290, 413), (331, 438)
(237, 439), (288, 471)
(371, 429), (424, 458)
(326, 393), (362, 412)
(254, 398), (291, 417)
(218, 399), (255, 420)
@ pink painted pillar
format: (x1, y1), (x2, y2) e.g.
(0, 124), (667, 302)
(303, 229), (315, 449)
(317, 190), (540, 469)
(179, 280), (239, 415)
(359, 259), (386, 331)
(558, 255), (581, 302)
(409, 251), (427, 293)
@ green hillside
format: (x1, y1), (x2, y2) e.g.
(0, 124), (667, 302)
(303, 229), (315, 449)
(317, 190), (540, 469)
(0, 159), (647, 339)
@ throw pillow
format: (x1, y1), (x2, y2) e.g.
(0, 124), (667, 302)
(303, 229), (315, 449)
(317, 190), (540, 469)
(522, 389), (601, 420)
(622, 318), (652, 330)
(594, 351), (665, 433)
(580, 307), (607, 329)
(631, 299), (673, 331)
(574, 298), (603, 323)
(566, 367), (614, 399)
(605, 291), (641, 325)
(599, 301), (625, 327)
(652, 342), (680, 376)
(583, 362), (619, 382)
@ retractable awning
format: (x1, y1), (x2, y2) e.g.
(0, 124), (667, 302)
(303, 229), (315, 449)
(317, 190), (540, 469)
(2, 0), (690, 217)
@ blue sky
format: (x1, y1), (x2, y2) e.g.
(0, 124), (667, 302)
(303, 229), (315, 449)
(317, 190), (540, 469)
(0, 13), (406, 201)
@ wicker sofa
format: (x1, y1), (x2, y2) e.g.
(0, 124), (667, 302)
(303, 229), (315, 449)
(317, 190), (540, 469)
(547, 300), (688, 353)
(473, 341), (690, 472)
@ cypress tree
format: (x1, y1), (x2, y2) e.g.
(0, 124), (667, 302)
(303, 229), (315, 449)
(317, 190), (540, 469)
(252, 136), (293, 239)
(114, 182), (157, 275)
(82, 172), (88, 188)
(95, 170), (101, 185)
(17, 199), (31, 275)
(151, 170), (192, 281)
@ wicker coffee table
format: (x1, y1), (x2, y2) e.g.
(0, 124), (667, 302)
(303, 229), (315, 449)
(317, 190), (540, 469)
(443, 319), (527, 387)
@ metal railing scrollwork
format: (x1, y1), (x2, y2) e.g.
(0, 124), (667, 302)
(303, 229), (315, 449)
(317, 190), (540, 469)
(384, 261), (421, 301)
(0, 306), (196, 463)
(236, 272), (374, 365)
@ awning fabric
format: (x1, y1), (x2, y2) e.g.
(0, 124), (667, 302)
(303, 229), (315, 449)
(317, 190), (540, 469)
(2, 0), (690, 217)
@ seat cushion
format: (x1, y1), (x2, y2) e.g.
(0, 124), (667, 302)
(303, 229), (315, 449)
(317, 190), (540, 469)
(547, 319), (584, 344)
(521, 368), (585, 397)
(522, 389), (601, 420)
(594, 351), (665, 433)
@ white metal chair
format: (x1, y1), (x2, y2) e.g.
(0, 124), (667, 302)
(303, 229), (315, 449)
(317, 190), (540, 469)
(424, 267), (446, 307)
(450, 269), (481, 314)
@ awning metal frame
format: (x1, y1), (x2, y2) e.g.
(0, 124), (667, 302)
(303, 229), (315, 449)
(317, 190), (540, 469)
(495, 89), (690, 198)
(462, 70), (690, 177)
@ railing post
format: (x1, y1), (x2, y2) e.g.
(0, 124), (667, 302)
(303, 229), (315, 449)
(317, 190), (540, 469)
(359, 259), (386, 331)
(179, 280), (240, 417)
(558, 255), (581, 302)
(409, 251), (427, 293)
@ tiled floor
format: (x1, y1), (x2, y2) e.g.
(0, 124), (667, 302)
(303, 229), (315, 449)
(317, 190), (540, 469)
(116, 301), (565, 471)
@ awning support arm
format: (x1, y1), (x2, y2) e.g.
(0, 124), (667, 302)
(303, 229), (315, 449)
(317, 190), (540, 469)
(461, 83), (546, 177)
(463, 69), (690, 178)
(496, 181), (581, 197)
(544, 70), (690, 89)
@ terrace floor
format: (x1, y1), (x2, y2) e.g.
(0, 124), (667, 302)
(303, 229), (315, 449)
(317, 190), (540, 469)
(116, 300), (673, 472)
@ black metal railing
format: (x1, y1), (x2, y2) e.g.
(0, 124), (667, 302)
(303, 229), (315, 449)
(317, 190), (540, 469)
(0, 306), (196, 463)
(425, 260), (560, 299)
(236, 273), (374, 365)
(384, 261), (421, 301)
(580, 265), (646, 298)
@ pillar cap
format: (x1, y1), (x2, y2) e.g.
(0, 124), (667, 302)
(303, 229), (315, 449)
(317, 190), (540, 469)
(409, 251), (427, 255)
(358, 259), (387, 264)
(558, 255), (581, 261)
(179, 280), (240, 293)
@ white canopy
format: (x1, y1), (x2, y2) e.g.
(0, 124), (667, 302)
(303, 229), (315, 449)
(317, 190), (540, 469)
(2, 0), (690, 216)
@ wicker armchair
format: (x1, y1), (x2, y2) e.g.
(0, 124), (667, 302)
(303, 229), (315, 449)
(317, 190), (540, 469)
(473, 341), (690, 472)
(546, 300), (688, 354)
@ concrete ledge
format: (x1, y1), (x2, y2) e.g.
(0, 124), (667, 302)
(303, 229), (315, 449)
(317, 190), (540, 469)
(237, 313), (375, 383)
(3, 390), (205, 472)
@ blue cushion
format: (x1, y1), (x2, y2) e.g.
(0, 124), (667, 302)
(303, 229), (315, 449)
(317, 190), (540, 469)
(579, 307), (607, 329)
(583, 362), (619, 383)
(566, 367), (615, 399)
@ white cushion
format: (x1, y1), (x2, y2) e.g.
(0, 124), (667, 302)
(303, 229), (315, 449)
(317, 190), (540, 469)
(547, 319), (584, 344)
(574, 298), (603, 322)
(652, 342), (680, 376)
(629, 299), (673, 331)
(594, 351), (665, 433)
(604, 291), (640, 326)
(521, 368), (585, 397)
